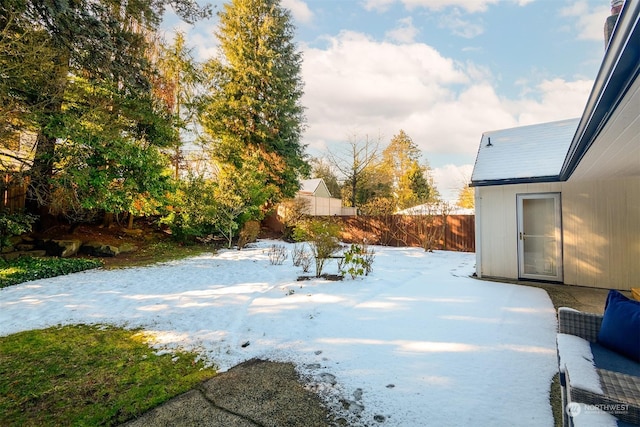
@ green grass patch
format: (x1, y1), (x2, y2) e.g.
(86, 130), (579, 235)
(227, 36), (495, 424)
(550, 373), (562, 427)
(0, 257), (103, 289)
(0, 324), (216, 426)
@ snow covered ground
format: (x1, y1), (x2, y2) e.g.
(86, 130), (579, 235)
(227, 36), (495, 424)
(0, 240), (560, 426)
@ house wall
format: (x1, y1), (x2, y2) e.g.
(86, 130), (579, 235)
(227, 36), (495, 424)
(475, 177), (640, 290)
(313, 185), (332, 198)
(475, 182), (562, 281)
(298, 195), (355, 216)
(561, 177), (640, 289)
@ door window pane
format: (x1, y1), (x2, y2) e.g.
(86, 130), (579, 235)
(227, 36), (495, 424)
(522, 198), (557, 276)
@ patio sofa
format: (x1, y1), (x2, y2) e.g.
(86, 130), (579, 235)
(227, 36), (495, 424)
(557, 290), (640, 426)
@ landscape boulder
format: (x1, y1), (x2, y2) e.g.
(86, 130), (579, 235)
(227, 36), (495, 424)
(79, 241), (120, 257)
(118, 243), (138, 254)
(3, 250), (47, 261)
(43, 239), (82, 257)
(15, 243), (36, 251)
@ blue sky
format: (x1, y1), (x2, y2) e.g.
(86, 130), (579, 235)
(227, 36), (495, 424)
(163, 0), (612, 201)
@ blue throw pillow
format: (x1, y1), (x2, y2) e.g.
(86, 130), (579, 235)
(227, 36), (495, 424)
(597, 290), (640, 362)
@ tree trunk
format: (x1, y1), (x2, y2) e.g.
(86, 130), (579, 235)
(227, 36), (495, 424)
(350, 175), (357, 208)
(25, 48), (69, 217)
(26, 132), (56, 215)
(103, 212), (114, 228)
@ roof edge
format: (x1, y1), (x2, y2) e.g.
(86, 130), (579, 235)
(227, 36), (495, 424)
(470, 175), (560, 188)
(559, 1), (640, 181)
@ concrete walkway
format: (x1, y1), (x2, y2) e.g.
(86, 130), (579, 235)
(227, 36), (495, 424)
(120, 282), (620, 427)
(121, 359), (334, 427)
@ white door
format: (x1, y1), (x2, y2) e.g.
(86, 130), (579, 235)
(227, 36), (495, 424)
(517, 193), (563, 282)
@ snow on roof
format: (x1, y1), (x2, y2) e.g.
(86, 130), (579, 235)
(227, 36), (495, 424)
(299, 178), (322, 194)
(299, 178), (331, 197)
(397, 203), (474, 215)
(471, 118), (580, 186)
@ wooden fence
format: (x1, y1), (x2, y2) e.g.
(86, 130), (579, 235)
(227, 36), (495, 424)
(263, 213), (475, 252)
(338, 215), (475, 252)
(0, 174), (27, 212)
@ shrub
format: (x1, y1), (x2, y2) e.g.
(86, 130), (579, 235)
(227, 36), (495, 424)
(160, 177), (217, 243)
(291, 243), (305, 267)
(291, 243), (312, 273)
(363, 245), (376, 275)
(0, 257), (103, 288)
(279, 198), (310, 241)
(238, 221), (261, 250)
(0, 211), (37, 251)
(293, 218), (341, 277)
(267, 244), (288, 265)
(341, 243), (376, 280)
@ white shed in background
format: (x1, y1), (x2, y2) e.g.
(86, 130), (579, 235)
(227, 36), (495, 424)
(283, 178), (357, 217)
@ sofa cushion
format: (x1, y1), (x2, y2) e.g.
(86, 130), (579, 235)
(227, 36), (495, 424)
(591, 342), (640, 377)
(557, 333), (603, 394)
(597, 290), (640, 362)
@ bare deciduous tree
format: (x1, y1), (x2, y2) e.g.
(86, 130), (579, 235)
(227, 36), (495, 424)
(326, 132), (382, 208)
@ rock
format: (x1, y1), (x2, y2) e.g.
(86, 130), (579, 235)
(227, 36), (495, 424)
(42, 239), (82, 257)
(21, 235), (35, 243)
(80, 241), (120, 257)
(9, 235), (24, 246)
(121, 228), (143, 237)
(15, 243), (36, 251)
(3, 250), (47, 261)
(53, 240), (82, 257)
(118, 243), (138, 254)
(319, 372), (337, 386)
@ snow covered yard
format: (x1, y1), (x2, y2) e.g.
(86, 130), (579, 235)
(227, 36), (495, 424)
(0, 240), (558, 426)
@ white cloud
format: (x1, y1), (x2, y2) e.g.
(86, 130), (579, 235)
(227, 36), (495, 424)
(560, 1), (610, 41)
(433, 164), (474, 202)
(363, 0), (500, 13)
(385, 17), (420, 43)
(301, 31), (472, 152)
(510, 78), (593, 124)
(189, 30), (220, 60)
(361, 0), (398, 13)
(301, 31), (593, 168)
(438, 9), (484, 38)
(282, 0), (314, 24)
(405, 0), (499, 13)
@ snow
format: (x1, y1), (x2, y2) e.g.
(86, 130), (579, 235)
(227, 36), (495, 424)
(0, 240), (559, 426)
(471, 118), (579, 184)
(556, 333), (603, 395)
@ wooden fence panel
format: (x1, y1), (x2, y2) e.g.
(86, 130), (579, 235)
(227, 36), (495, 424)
(0, 174), (27, 213)
(263, 214), (476, 252)
(338, 215), (474, 252)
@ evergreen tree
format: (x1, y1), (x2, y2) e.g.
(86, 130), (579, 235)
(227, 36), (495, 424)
(153, 32), (204, 179)
(201, 0), (309, 205)
(0, 0), (209, 216)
